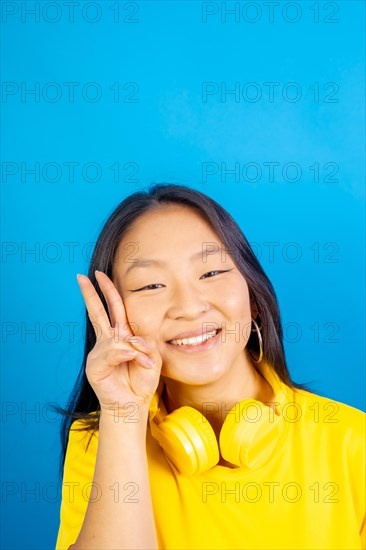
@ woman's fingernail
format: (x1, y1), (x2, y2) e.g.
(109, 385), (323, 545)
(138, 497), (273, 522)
(137, 337), (150, 348)
(125, 349), (138, 356)
(143, 356), (155, 367)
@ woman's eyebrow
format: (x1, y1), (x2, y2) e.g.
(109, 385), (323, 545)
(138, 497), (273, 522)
(124, 250), (216, 276)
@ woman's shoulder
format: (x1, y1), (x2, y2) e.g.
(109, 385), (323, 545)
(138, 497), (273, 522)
(293, 386), (365, 418)
(292, 386), (365, 448)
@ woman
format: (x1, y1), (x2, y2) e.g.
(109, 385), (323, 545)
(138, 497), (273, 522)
(55, 184), (365, 549)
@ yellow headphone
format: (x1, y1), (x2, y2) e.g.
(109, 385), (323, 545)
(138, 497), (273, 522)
(148, 360), (289, 476)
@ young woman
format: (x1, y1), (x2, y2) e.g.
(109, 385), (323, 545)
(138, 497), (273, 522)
(55, 184), (365, 550)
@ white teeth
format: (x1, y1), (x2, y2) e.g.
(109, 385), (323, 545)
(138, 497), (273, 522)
(170, 329), (218, 346)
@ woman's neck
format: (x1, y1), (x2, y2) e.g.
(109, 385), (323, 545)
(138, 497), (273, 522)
(161, 353), (276, 435)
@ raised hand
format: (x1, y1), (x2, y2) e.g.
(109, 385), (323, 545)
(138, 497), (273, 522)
(76, 270), (163, 417)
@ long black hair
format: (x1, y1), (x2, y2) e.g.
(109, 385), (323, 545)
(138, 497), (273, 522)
(54, 183), (312, 481)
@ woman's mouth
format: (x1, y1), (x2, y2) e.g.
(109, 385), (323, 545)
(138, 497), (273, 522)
(166, 328), (222, 353)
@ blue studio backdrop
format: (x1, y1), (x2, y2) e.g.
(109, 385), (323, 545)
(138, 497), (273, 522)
(1, 1), (365, 548)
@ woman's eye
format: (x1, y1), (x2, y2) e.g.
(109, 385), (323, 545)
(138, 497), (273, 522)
(132, 283), (163, 292)
(131, 270), (232, 292)
(202, 269), (234, 278)
(201, 270), (224, 279)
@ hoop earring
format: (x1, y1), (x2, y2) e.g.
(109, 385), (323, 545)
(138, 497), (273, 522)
(247, 316), (263, 363)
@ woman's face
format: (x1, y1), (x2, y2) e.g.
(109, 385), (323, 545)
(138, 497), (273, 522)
(112, 205), (255, 385)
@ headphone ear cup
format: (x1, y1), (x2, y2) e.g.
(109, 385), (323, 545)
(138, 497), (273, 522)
(219, 399), (284, 469)
(152, 406), (220, 476)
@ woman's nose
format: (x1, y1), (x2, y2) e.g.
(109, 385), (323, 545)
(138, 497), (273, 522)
(168, 287), (209, 319)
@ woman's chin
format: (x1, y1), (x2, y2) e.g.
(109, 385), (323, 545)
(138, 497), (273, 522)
(160, 361), (227, 386)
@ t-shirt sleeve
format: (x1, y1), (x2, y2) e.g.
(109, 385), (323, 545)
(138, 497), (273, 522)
(55, 419), (98, 550)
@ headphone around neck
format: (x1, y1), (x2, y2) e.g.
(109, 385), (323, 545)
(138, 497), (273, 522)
(148, 361), (289, 476)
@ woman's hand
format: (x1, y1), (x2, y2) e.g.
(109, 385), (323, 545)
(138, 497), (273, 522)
(76, 270), (162, 417)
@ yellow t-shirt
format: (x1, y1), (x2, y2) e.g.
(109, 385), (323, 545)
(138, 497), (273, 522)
(55, 364), (365, 550)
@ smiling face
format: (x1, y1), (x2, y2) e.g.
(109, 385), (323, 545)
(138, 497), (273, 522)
(112, 204), (256, 386)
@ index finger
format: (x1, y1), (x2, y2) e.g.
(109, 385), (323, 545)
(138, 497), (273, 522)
(94, 270), (134, 343)
(76, 273), (113, 339)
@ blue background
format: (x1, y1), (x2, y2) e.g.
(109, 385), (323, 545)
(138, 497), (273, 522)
(1, 1), (365, 548)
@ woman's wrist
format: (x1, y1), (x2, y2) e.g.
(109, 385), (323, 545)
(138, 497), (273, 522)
(99, 403), (150, 432)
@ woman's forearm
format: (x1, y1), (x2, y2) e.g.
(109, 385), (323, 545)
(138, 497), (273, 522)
(72, 407), (158, 550)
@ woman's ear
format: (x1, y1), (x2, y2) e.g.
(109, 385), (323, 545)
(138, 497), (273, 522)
(250, 298), (258, 319)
